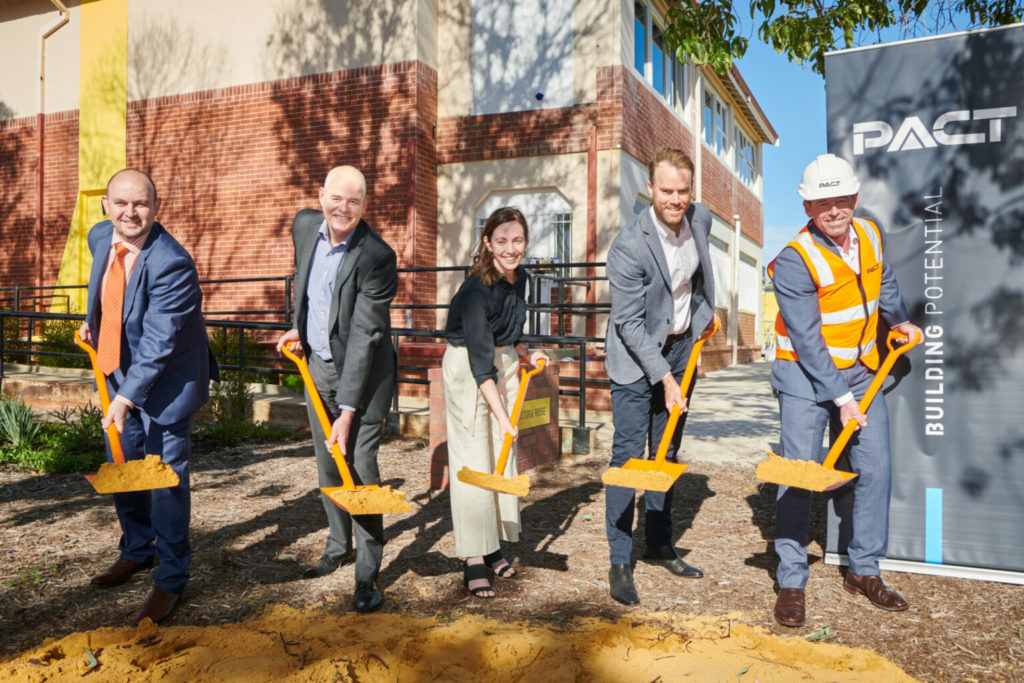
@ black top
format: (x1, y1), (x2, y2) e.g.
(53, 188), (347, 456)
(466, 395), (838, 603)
(445, 268), (529, 386)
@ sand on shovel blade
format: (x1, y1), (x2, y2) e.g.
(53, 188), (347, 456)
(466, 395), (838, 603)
(91, 454), (179, 493)
(456, 467), (530, 497)
(326, 486), (412, 515)
(600, 467), (675, 492)
(755, 452), (853, 491)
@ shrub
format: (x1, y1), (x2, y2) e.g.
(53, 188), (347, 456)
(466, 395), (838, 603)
(0, 397), (41, 448)
(0, 404), (105, 473)
(36, 318), (88, 369)
(208, 327), (267, 383)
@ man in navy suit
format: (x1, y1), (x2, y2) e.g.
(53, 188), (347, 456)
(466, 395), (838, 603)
(603, 147), (716, 605)
(80, 169), (214, 625)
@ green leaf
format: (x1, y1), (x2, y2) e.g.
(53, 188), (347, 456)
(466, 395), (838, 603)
(736, 666), (750, 678)
(84, 647), (99, 670)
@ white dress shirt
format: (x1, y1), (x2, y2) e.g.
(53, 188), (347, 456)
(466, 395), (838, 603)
(651, 207), (700, 335)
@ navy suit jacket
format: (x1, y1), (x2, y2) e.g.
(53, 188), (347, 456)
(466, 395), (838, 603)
(86, 220), (214, 425)
(770, 218), (910, 402)
(604, 204), (716, 385)
(291, 210), (397, 422)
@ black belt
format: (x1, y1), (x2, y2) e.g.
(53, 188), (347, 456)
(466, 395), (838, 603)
(665, 332), (690, 346)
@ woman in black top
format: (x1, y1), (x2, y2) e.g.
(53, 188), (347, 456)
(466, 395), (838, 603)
(442, 206), (546, 599)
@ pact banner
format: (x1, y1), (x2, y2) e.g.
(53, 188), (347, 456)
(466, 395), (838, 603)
(824, 25), (1024, 578)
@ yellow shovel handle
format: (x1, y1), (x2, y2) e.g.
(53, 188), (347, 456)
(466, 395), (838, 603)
(74, 330), (125, 465)
(493, 357), (546, 477)
(281, 344), (357, 490)
(652, 318), (720, 465)
(822, 330), (921, 470)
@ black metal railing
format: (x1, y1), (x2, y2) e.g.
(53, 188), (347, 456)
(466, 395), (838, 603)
(1, 264), (611, 432)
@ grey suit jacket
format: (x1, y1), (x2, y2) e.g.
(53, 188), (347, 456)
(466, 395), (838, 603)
(770, 218), (910, 402)
(292, 209), (398, 422)
(604, 204), (716, 385)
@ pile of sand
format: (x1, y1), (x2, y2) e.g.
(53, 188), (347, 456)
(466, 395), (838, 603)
(0, 606), (917, 681)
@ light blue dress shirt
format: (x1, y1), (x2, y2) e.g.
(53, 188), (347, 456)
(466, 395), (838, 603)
(304, 220), (355, 412)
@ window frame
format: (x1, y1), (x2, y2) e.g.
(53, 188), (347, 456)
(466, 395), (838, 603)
(632, 1), (687, 117)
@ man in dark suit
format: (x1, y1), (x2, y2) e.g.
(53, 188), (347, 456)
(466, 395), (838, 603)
(80, 168), (214, 625)
(603, 147), (716, 605)
(276, 165), (398, 613)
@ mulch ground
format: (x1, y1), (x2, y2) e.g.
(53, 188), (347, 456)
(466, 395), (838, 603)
(1, 434), (1021, 682)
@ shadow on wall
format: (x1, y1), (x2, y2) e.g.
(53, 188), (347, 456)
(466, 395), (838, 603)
(262, 0), (433, 327)
(128, 11), (229, 102)
(0, 101), (14, 122)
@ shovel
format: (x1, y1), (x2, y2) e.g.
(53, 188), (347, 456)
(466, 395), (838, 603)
(282, 344), (411, 515)
(601, 318), (720, 492)
(756, 330), (920, 492)
(456, 357), (547, 498)
(73, 331), (179, 494)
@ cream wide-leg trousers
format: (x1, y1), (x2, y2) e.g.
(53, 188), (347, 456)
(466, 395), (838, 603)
(442, 344), (522, 558)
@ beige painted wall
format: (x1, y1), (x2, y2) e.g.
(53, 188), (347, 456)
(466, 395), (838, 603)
(436, 148), (625, 335)
(438, 0), (620, 118)
(0, 0), (80, 118)
(436, 153), (588, 325)
(127, 0), (433, 102)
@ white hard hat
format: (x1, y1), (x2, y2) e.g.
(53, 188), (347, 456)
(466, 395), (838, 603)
(798, 154), (860, 200)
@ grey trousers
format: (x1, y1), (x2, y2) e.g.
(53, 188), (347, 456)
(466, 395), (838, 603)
(306, 353), (385, 583)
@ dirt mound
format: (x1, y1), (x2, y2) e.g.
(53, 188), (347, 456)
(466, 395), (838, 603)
(1, 605), (916, 682)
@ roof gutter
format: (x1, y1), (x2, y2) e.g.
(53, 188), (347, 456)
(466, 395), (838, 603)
(37, 0), (70, 294)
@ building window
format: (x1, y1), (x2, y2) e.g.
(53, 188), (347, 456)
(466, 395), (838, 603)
(704, 88), (728, 156)
(633, 1), (687, 115)
(735, 126), (757, 185)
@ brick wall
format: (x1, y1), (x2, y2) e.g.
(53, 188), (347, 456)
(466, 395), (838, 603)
(1, 63), (439, 327)
(428, 361), (561, 490)
(126, 61), (438, 326)
(0, 112), (79, 300)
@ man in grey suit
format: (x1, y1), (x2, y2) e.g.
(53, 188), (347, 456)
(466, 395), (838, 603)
(276, 165), (398, 613)
(604, 147), (716, 605)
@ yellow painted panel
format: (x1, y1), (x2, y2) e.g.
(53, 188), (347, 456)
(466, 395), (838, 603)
(54, 0), (127, 313)
(518, 397), (551, 430)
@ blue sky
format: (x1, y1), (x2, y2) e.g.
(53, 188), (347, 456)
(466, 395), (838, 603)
(735, 41), (826, 264)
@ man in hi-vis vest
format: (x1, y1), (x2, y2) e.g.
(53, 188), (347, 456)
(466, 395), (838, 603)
(768, 154), (923, 628)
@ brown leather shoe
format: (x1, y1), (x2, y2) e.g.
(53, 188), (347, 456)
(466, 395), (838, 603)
(90, 557), (155, 588)
(843, 573), (909, 611)
(773, 588), (806, 627)
(134, 588), (181, 625)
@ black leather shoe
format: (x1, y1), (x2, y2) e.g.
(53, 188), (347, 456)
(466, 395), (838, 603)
(354, 581), (383, 613)
(90, 556), (155, 588)
(643, 545), (704, 578)
(609, 564), (639, 605)
(303, 550), (355, 579)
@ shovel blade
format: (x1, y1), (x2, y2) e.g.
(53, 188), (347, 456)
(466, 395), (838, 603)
(755, 452), (858, 492)
(601, 459), (687, 492)
(456, 467), (530, 497)
(322, 485), (412, 515)
(86, 455), (180, 494)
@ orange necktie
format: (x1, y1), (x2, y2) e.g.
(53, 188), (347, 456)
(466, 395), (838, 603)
(97, 243), (129, 376)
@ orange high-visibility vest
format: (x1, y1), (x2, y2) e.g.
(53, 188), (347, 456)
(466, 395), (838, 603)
(768, 218), (884, 370)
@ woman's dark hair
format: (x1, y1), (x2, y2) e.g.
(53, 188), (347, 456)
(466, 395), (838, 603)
(468, 206), (529, 286)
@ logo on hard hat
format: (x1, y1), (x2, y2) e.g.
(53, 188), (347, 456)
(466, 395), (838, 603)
(852, 107), (1017, 155)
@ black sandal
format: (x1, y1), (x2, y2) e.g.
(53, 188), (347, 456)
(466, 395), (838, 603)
(463, 560), (496, 598)
(483, 550), (517, 578)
